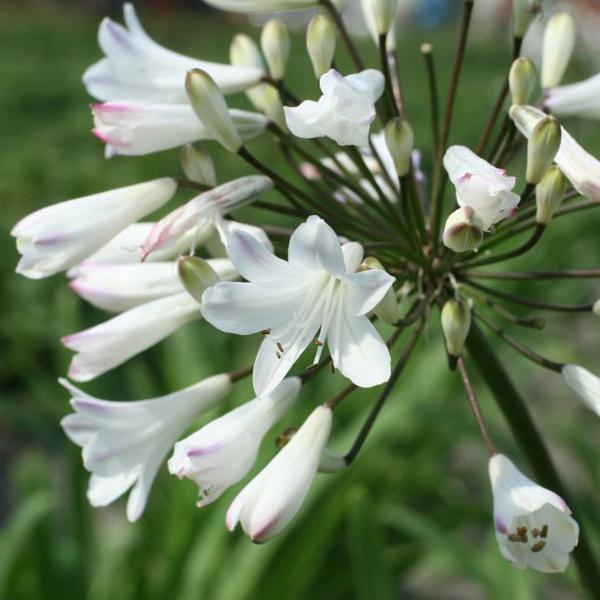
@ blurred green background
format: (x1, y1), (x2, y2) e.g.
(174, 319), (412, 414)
(1, 2), (600, 599)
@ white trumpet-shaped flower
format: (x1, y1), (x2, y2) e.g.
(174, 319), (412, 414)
(444, 146), (520, 230)
(62, 292), (200, 381)
(60, 374), (232, 522)
(226, 404), (332, 543)
(70, 259), (237, 313)
(204, 0), (317, 12)
(545, 72), (600, 120)
(488, 453), (579, 573)
(168, 376), (301, 507)
(83, 3), (261, 103)
(284, 69), (385, 146)
(12, 178), (176, 279)
(510, 104), (600, 201)
(202, 215), (394, 396)
(561, 364), (600, 417)
(92, 102), (268, 157)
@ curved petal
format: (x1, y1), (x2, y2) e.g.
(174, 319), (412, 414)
(344, 269), (394, 316)
(284, 101), (327, 139)
(341, 242), (364, 273)
(88, 471), (139, 507)
(344, 69), (385, 103)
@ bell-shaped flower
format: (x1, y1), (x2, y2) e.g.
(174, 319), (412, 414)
(204, 0), (318, 12)
(561, 364), (600, 417)
(140, 176), (273, 260)
(284, 69), (384, 146)
(510, 104), (600, 201)
(488, 453), (579, 573)
(70, 258), (237, 313)
(545, 72), (600, 120)
(12, 178), (176, 280)
(83, 3), (261, 103)
(62, 292), (200, 381)
(226, 404), (332, 543)
(60, 374), (232, 522)
(443, 146), (520, 230)
(202, 215), (394, 396)
(92, 102), (268, 157)
(168, 377), (301, 507)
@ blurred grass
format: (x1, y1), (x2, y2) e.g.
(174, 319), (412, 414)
(1, 4), (600, 599)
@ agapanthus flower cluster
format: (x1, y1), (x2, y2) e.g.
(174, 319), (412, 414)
(12, 0), (600, 586)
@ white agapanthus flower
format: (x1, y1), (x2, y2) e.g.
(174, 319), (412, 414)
(488, 454), (579, 573)
(443, 146), (520, 230)
(169, 376), (301, 507)
(62, 292), (200, 381)
(226, 404), (332, 543)
(545, 73), (600, 120)
(83, 3), (262, 103)
(284, 69), (385, 146)
(11, 178), (176, 279)
(92, 102), (269, 157)
(202, 215), (394, 396)
(561, 364), (600, 417)
(60, 374), (232, 522)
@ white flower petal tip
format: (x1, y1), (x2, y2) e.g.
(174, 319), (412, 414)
(201, 215), (393, 397)
(83, 3), (262, 103)
(12, 179), (176, 280)
(510, 105), (600, 201)
(91, 102), (268, 157)
(226, 405), (332, 543)
(62, 292), (200, 381)
(545, 73), (600, 120)
(204, 0), (317, 12)
(561, 364), (600, 416)
(284, 69), (384, 146)
(168, 377), (301, 507)
(60, 374), (232, 521)
(488, 454), (579, 573)
(443, 146), (520, 230)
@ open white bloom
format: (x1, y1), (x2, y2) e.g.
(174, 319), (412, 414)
(545, 73), (600, 120)
(202, 215), (394, 396)
(561, 364), (600, 416)
(226, 404), (331, 543)
(443, 146), (520, 230)
(284, 69), (384, 146)
(169, 376), (300, 507)
(141, 176), (273, 260)
(204, 0), (317, 12)
(12, 178), (176, 279)
(70, 259), (237, 313)
(510, 104), (600, 201)
(62, 292), (200, 381)
(488, 454), (579, 573)
(92, 102), (268, 157)
(83, 3), (261, 103)
(60, 374), (232, 522)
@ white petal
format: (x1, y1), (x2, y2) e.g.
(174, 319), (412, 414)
(87, 471), (139, 507)
(344, 269), (395, 316)
(562, 364), (600, 416)
(344, 69), (385, 103)
(546, 73), (600, 119)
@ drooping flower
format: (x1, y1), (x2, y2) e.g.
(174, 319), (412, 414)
(443, 145), (520, 230)
(510, 104), (600, 201)
(561, 364), (600, 417)
(488, 453), (579, 573)
(70, 258), (237, 313)
(202, 215), (394, 396)
(60, 374), (232, 522)
(168, 376), (301, 507)
(92, 102), (268, 157)
(284, 69), (385, 146)
(226, 404), (332, 543)
(11, 178), (176, 279)
(83, 3), (262, 103)
(62, 292), (200, 381)
(545, 72), (600, 120)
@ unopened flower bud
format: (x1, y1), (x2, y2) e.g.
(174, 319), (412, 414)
(185, 69), (242, 153)
(509, 58), (537, 105)
(307, 14), (336, 79)
(230, 34), (265, 71)
(526, 116), (561, 184)
(535, 165), (567, 225)
(359, 257), (398, 324)
(178, 256), (220, 304)
(261, 19), (290, 81)
(541, 12), (576, 89)
(441, 298), (471, 366)
(442, 206), (484, 253)
(384, 117), (414, 177)
(363, 0), (399, 35)
(593, 301), (600, 318)
(513, 0), (542, 39)
(180, 145), (217, 187)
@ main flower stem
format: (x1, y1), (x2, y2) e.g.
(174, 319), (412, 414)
(466, 324), (600, 597)
(421, 43), (440, 152)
